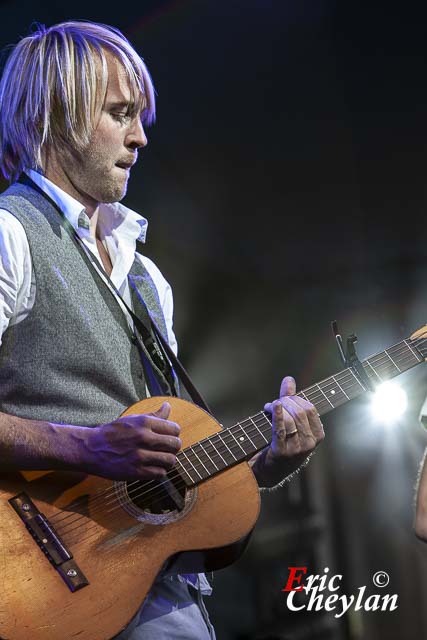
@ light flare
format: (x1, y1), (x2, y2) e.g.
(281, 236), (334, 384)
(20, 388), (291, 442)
(370, 381), (408, 425)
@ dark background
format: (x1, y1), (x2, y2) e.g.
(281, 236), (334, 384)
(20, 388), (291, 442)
(1, 1), (427, 638)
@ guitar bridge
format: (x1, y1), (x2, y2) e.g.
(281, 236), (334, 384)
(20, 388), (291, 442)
(9, 492), (89, 592)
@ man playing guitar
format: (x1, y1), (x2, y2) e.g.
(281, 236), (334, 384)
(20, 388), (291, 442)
(0, 21), (324, 639)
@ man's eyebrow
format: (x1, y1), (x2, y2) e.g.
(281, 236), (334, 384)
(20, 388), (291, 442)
(105, 100), (136, 110)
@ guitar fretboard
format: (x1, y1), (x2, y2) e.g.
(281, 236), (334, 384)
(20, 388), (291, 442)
(174, 335), (425, 487)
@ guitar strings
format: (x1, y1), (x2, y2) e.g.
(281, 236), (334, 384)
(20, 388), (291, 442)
(52, 335), (427, 538)
(48, 409), (271, 528)
(52, 335), (427, 543)
(58, 379), (410, 545)
(57, 351), (427, 546)
(53, 364), (360, 536)
(59, 339), (417, 545)
(52, 410), (272, 533)
(56, 412), (273, 544)
(53, 333), (427, 538)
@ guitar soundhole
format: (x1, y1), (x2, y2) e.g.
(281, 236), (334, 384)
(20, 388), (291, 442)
(115, 473), (197, 524)
(126, 474), (186, 514)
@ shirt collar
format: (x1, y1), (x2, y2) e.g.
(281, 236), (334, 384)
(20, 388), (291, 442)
(26, 168), (148, 243)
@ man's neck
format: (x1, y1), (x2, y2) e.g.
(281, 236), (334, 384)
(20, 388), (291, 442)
(42, 163), (101, 235)
(43, 152), (99, 218)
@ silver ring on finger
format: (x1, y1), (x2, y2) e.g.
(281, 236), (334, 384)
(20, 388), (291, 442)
(286, 429), (298, 438)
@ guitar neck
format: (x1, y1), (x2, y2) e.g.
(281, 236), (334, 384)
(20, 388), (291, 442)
(176, 333), (426, 487)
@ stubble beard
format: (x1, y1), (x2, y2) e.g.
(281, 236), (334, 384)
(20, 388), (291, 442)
(94, 170), (129, 203)
(77, 153), (130, 205)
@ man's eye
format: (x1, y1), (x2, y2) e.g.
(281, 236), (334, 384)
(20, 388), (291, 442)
(111, 113), (130, 124)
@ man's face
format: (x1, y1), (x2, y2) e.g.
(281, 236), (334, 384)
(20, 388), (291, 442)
(45, 53), (147, 213)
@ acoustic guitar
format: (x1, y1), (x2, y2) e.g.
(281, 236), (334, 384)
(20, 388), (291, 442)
(1, 325), (426, 640)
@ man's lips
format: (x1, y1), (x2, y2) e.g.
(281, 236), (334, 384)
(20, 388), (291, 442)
(115, 159), (136, 170)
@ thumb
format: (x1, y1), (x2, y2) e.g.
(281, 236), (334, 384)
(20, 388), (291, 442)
(280, 376), (296, 398)
(152, 401), (171, 420)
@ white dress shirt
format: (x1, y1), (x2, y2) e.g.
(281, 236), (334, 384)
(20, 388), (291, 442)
(0, 169), (177, 354)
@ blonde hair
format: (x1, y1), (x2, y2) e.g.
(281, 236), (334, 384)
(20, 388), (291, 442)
(0, 21), (156, 181)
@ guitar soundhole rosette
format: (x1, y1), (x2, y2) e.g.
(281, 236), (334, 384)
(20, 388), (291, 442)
(113, 479), (198, 525)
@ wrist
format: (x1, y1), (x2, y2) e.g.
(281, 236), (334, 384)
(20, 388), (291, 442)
(48, 422), (94, 472)
(251, 445), (312, 489)
(250, 446), (284, 488)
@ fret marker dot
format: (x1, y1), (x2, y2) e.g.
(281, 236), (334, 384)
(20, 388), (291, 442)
(239, 437), (245, 441)
(330, 390), (335, 395)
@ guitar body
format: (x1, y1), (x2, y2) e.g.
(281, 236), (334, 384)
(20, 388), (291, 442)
(3, 326), (425, 640)
(0, 397), (260, 640)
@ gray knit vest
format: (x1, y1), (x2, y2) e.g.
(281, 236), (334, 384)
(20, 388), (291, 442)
(0, 183), (170, 426)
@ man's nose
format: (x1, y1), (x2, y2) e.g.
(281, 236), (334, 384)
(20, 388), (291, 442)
(128, 118), (148, 149)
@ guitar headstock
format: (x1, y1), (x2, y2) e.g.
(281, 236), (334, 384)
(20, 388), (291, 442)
(410, 325), (427, 361)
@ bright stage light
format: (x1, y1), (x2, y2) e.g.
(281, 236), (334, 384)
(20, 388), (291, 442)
(370, 381), (408, 424)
